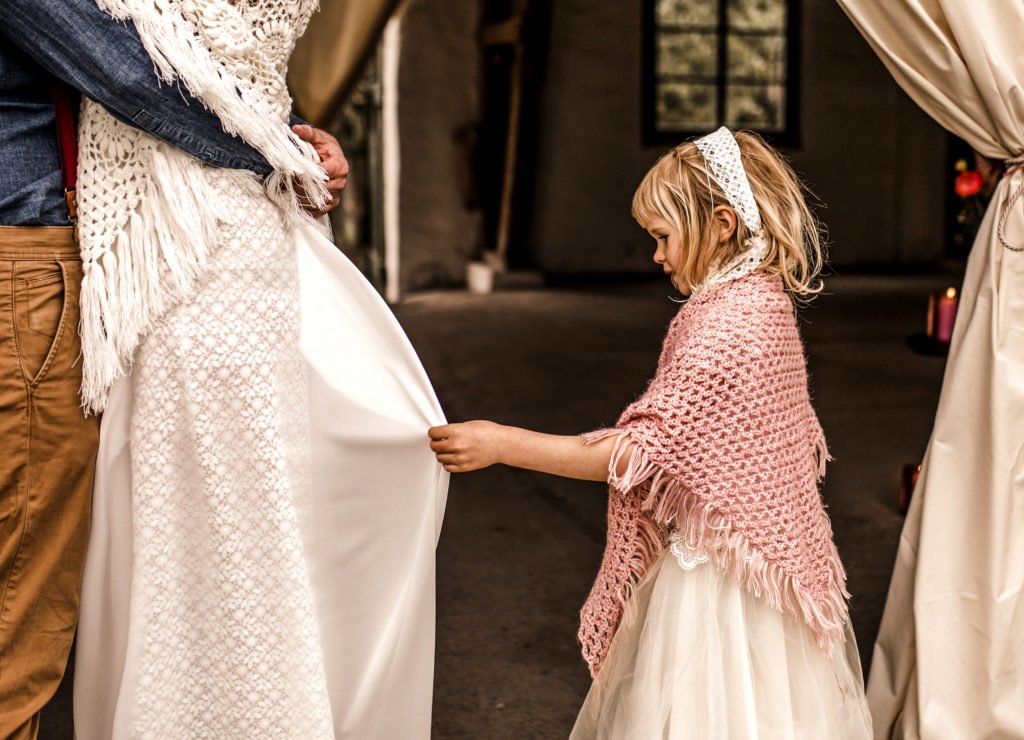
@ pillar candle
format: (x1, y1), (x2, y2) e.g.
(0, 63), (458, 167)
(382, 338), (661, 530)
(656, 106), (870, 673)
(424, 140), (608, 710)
(935, 287), (958, 343)
(899, 463), (922, 514)
(926, 292), (937, 337)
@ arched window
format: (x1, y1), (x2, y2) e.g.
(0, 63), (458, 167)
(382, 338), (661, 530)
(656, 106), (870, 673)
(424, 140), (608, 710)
(643, 0), (799, 145)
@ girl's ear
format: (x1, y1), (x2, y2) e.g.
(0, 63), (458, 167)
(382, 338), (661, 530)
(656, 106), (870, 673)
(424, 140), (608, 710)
(712, 205), (738, 245)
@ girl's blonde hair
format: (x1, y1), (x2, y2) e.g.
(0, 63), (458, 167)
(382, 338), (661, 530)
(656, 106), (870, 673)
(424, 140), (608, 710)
(632, 131), (825, 296)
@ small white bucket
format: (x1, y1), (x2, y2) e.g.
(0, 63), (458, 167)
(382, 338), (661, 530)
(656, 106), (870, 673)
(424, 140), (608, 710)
(466, 261), (494, 295)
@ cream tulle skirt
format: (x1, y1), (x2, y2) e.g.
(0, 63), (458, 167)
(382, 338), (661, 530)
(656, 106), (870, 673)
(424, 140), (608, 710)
(571, 551), (873, 739)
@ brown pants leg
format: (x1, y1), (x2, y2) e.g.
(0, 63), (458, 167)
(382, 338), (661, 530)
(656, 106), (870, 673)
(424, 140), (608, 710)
(0, 227), (99, 739)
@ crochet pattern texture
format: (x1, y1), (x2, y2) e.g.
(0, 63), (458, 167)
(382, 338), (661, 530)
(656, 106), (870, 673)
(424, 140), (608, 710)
(76, 0), (325, 412)
(74, 2), (336, 735)
(579, 273), (848, 678)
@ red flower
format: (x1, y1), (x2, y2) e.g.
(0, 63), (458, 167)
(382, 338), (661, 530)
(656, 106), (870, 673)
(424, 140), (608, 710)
(955, 170), (984, 197)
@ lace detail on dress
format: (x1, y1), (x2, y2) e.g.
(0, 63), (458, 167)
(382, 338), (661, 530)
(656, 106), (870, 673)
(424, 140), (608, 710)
(669, 530), (709, 571)
(76, 0), (325, 412)
(127, 172), (333, 738)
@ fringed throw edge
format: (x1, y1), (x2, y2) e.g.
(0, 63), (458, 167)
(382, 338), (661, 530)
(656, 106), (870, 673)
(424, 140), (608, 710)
(77, 0), (332, 413)
(78, 144), (267, 413)
(580, 428), (849, 675)
(96, 0), (328, 212)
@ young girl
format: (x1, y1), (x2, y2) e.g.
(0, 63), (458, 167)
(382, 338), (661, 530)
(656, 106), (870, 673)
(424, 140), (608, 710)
(428, 128), (872, 738)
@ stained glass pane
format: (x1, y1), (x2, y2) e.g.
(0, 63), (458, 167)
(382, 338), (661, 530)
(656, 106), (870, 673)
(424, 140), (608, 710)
(727, 0), (786, 31)
(725, 83), (785, 130)
(727, 33), (786, 82)
(656, 83), (718, 130)
(656, 0), (717, 27)
(657, 31), (718, 79)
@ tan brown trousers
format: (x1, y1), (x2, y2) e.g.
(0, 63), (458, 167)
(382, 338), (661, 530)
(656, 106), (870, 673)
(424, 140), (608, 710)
(0, 226), (98, 739)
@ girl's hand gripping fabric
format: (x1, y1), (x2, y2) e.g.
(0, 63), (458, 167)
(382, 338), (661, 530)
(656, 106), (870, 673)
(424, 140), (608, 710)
(428, 421), (505, 473)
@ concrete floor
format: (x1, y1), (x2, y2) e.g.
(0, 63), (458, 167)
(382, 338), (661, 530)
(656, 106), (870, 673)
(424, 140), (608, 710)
(41, 272), (958, 739)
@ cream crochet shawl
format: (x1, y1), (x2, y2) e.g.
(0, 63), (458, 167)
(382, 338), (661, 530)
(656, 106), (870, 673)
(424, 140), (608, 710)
(77, 0), (328, 413)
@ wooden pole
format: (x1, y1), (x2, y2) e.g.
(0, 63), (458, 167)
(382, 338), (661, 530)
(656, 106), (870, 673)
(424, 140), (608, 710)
(482, 1), (529, 272)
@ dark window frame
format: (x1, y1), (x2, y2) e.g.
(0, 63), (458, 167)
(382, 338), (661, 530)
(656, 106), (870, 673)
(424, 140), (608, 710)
(641, 0), (801, 148)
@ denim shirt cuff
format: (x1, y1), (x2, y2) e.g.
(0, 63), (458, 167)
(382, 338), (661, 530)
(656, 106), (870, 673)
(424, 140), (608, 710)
(132, 109), (273, 175)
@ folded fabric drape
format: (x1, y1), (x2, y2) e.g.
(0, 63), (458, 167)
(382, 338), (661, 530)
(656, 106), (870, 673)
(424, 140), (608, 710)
(836, 2), (1024, 737)
(288, 0), (403, 125)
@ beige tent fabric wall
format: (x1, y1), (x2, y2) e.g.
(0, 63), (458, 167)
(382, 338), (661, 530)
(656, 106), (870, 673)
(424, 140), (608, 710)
(836, 2), (1024, 738)
(289, 0), (403, 125)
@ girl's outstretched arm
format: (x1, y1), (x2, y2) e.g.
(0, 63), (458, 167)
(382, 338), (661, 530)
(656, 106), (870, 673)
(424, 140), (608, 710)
(428, 421), (627, 482)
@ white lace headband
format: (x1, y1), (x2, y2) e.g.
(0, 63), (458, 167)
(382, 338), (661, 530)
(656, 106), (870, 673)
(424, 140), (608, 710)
(693, 127), (763, 234)
(691, 127), (769, 292)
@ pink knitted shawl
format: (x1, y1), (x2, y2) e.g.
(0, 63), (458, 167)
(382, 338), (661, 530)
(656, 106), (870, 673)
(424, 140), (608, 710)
(579, 273), (850, 678)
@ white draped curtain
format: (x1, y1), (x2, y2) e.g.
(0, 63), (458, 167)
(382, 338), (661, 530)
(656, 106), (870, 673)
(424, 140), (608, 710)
(289, 0), (403, 125)
(836, 2), (1024, 737)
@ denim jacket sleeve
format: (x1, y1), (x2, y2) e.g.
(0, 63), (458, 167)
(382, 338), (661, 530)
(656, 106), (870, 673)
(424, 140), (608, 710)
(0, 0), (279, 175)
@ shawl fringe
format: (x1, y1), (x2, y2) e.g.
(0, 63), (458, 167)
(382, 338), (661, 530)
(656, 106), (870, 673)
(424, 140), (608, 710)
(584, 429), (849, 658)
(78, 1), (331, 412)
(79, 147), (264, 413)
(96, 0), (328, 211)
(812, 417), (832, 479)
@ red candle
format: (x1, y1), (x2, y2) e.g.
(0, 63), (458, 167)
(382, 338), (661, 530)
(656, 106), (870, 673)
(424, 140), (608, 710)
(899, 463), (922, 514)
(935, 287), (958, 343)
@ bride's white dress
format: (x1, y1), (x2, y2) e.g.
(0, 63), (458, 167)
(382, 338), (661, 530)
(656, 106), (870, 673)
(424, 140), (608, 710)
(73, 172), (448, 739)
